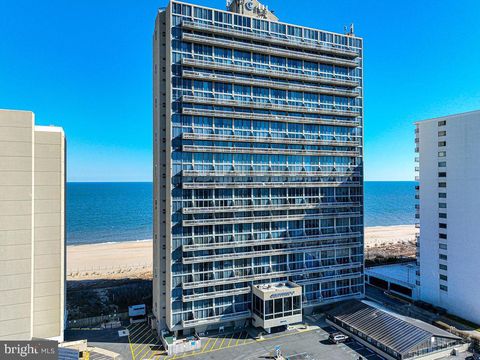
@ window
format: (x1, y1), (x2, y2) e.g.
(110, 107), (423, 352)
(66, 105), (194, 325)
(439, 233), (447, 239)
(438, 120), (447, 126)
(439, 203), (447, 208)
(438, 172), (446, 177)
(439, 254), (448, 260)
(438, 141), (446, 147)
(439, 264), (448, 270)
(438, 130), (446, 136)
(439, 244), (447, 250)
(440, 274), (448, 281)
(439, 213), (447, 219)
(439, 193), (447, 198)
(440, 285), (448, 292)
(438, 151), (446, 157)
(439, 223), (447, 229)
(438, 161), (446, 167)
(439, 182), (447, 188)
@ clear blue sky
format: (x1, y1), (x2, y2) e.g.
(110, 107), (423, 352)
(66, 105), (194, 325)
(1, 0), (479, 182)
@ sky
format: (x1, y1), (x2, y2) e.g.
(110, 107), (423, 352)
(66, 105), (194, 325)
(1, 0), (480, 182)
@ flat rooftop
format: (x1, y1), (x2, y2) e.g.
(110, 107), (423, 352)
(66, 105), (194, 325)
(255, 282), (300, 291)
(366, 262), (418, 287)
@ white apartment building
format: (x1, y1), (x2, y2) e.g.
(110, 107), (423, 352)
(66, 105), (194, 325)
(415, 110), (480, 325)
(0, 109), (66, 341)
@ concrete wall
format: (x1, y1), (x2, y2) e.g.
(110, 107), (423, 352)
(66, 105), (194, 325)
(153, 8), (168, 331)
(33, 127), (65, 341)
(0, 110), (35, 340)
(0, 109), (65, 341)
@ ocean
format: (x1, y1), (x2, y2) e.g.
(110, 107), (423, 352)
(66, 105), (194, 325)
(67, 181), (416, 245)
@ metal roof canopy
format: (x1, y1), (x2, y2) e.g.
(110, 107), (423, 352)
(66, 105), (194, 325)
(327, 300), (461, 356)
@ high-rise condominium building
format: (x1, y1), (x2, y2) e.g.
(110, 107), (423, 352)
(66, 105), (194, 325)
(415, 110), (480, 325)
(0, 109), (66, 341)
(153, 0), (364, 335)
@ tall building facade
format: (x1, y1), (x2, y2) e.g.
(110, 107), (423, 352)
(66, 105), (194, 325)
(415, 110), (480, 325)
(0, 109), (66, 341)
(153, 0), (364, 335)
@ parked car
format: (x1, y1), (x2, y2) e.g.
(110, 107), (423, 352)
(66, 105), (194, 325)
(329, 332), (349, 344)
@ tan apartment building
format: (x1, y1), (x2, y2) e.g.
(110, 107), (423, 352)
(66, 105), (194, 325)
(0, 109), (66, 341)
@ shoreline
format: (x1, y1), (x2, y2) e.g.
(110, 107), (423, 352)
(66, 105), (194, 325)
(67, 224), (417, 281)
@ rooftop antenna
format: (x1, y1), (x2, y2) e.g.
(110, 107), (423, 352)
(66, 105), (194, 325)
(349, 23), (355, 35)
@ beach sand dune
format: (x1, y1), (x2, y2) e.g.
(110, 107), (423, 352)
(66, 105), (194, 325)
(67, 225), (417, 280)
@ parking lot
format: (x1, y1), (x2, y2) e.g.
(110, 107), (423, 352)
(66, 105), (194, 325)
(123, 317), (387, 360)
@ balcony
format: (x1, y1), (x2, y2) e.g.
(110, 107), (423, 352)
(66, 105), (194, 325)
(181, 58), (359, 88)
(182, 310), (251, 328)
(182, 241), (362, 264)
(182, 70), (359, 98)
(182, 33), (359, 68)
(182, 108), (361, 127)
(182, 231), (363, 251)
(182, 21), (359, 58)
(182, 169), (358, 177)
(182, 145), (360, 157)
(182, 287), (251, 302)
(182, 262), (362, 289)
(181, 96), (360, 117)
(182, 132), (360, 147)
(182, 201), (361, 214)
(182, 180), (361, 189)
(182, 211), (362, 227)
(295, 272), (362, 287)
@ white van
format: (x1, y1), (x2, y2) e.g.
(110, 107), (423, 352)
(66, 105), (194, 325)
(329, 332), (349, 344)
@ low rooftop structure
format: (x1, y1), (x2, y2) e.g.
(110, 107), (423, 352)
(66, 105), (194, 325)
(252, 282), (302, 332)
(366, 262), (418, 299)
(326, 300), (464, 360)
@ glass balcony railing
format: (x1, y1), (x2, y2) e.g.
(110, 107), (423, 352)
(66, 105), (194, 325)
(182, 201), (361, 214)
(182, 242), (362, 264)
(182, 132), (360, 147)
(182, 20), (359, 58)
(182, 232), (363, 251)
(182, 211), (362, 227)
(182, 70), (359, 98)
(182, 145), (360, 157)
(181, 95), (360, 117)
(181, 58), (359, 88)
(182, 262), (362, 289)
(182, 33), (359, 68)
(182, 180), (361, 189)
(182, 108), (361, 127)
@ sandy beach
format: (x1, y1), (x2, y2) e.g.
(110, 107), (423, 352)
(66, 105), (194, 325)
(67, 224), (416, 280)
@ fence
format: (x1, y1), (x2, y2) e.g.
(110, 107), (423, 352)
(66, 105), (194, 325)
(67, 312), (129, 329)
